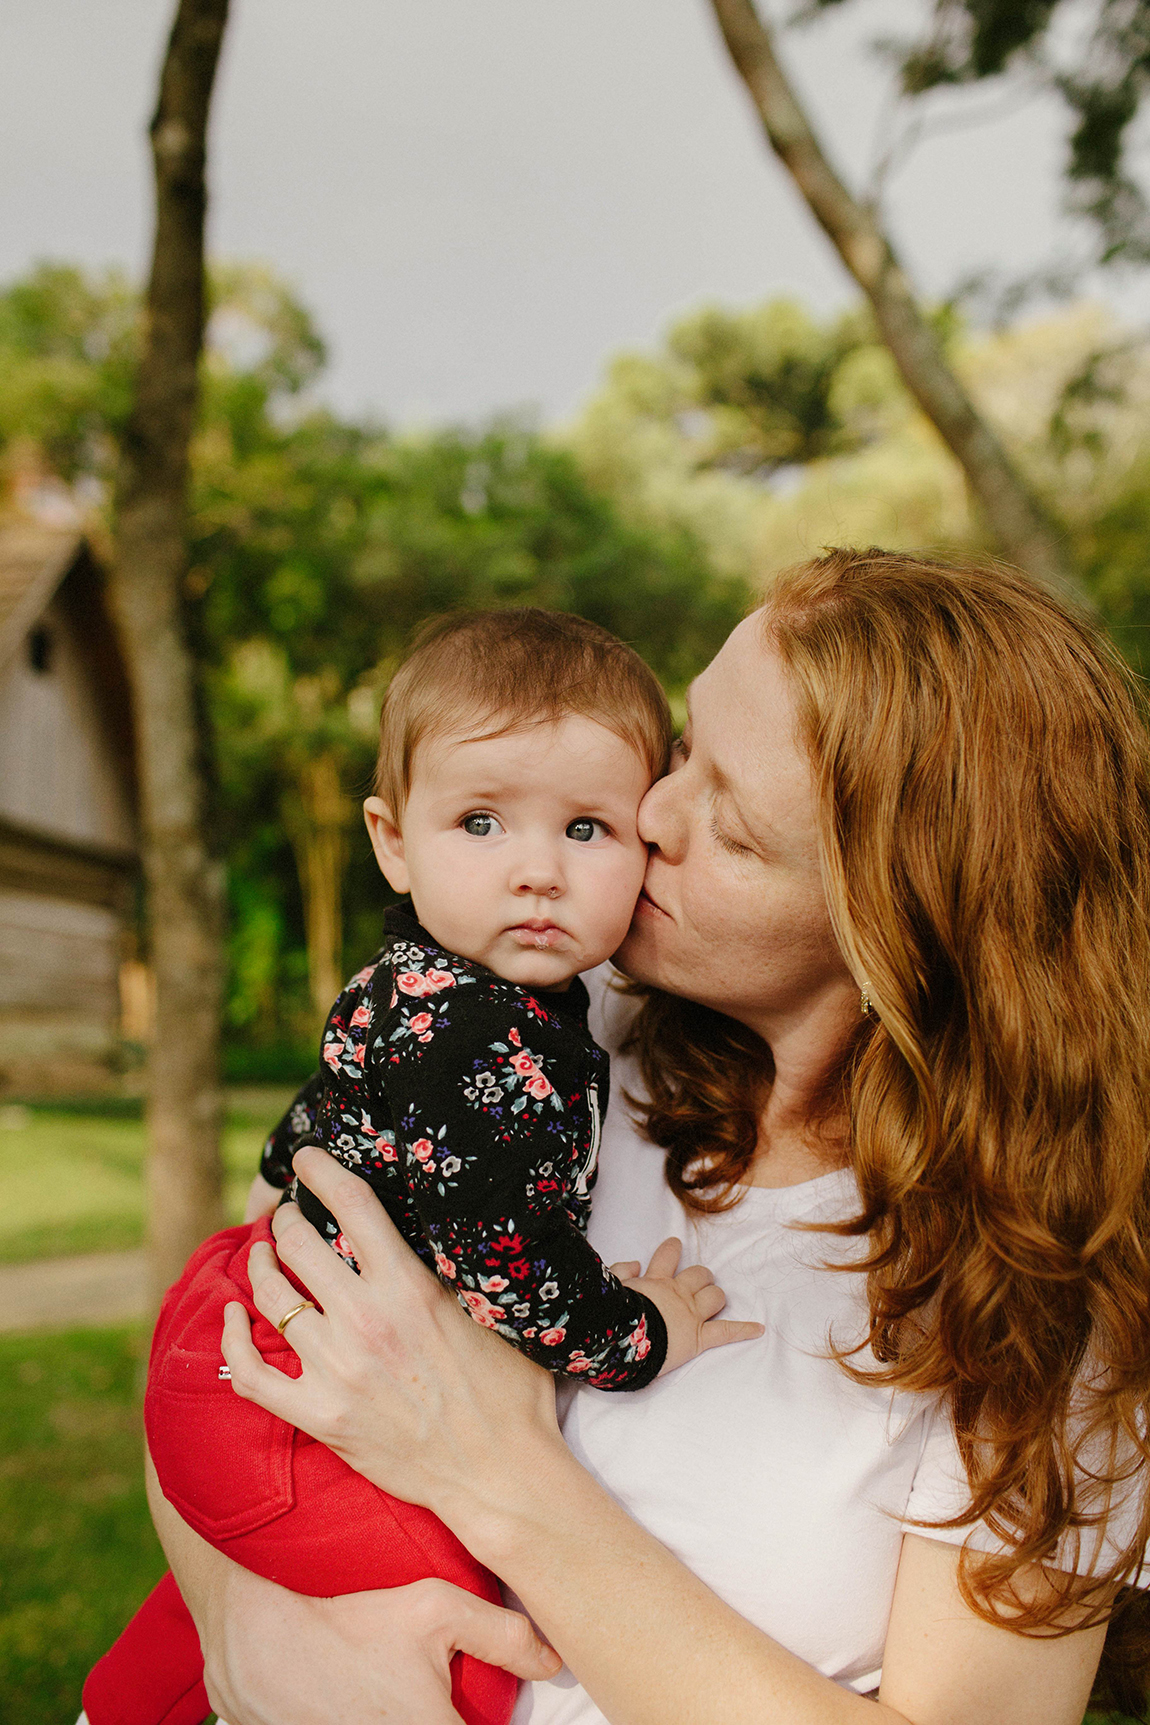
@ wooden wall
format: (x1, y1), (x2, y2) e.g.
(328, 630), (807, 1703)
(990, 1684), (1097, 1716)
(0, 593), (135, 851)
(0, 890), (123, 1089)
(0, 568), (138, 1091)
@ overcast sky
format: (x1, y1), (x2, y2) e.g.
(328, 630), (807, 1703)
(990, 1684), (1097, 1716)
(1, 1), (1136, 429)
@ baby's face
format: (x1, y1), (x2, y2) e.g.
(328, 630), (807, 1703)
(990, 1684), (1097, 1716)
(365, 714), (652, 990)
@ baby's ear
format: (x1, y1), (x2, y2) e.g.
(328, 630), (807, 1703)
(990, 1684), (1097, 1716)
(363, 797), (409, 893)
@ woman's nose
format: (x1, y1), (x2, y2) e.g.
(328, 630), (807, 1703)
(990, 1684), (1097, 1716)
(637, 770), (686, 861)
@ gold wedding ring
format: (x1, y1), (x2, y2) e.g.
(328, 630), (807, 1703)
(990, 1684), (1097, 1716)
(276, 1298), (316, 1336)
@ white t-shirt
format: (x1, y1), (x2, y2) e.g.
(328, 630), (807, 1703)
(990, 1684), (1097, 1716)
(509, 971), (1140, 1724)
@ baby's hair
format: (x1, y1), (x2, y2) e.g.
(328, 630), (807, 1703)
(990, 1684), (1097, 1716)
(374, 607), (673, 815)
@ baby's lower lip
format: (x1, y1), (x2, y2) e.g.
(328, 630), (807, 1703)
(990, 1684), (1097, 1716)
(509, 925), (568, 949)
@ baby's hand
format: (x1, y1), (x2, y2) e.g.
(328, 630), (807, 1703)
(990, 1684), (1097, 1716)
(611, 1238), (764, 1375)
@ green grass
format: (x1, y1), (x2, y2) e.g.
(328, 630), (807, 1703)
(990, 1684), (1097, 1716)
(0, 1089), (296, 1265)
(0, 1326), (167, 1725)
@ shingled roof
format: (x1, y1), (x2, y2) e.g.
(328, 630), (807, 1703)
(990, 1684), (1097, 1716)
(0, 522), (90, 678)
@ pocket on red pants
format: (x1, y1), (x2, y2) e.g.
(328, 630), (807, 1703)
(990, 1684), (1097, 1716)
(146, 1337), (300, 1542)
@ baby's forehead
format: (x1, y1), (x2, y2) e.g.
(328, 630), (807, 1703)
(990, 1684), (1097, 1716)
(412, 711), (654, 793)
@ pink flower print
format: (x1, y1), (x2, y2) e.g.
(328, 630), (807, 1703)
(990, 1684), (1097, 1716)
(359, 1112), (378, 1136)
(434, 1251), (457, 1280)
(379, 1141), (398, 1162)
(526, 1074), (552, 1099)
(460, 1289), (502, 1328)
(349, 1003), (371, 1029)
(411, 1138), (434, 1164)
(539, 1327), (567, 1347)
(510, 1052), (537, 1076)
(418, 1031), (433, 1043)
(409, 1012), (433, 1032)
(567, 1351), (593, 1374)
(322, 1039), (342, 1071)
(350, 965), (374, 987)
(334, 1232), (357, 1262)
(627, 1317), (651, 1360)
(396, 970), (429, 996)
(479, 1274), (509, 1293)
(508, 1026), (522, 1047)
(352, 1043), (366, 1065)
(423, 969), (455, 993)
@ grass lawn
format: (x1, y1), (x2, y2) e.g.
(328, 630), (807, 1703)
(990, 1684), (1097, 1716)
(0, 1088), (296, 1265)
(0, 1325), (169, 1725)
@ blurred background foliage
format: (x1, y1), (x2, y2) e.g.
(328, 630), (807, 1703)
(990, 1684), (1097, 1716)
(2, 259), (1149, 1080)
(0, 261), (751, 1078)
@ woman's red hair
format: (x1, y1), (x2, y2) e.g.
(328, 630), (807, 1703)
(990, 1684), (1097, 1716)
(629, 548), (1150, 1706)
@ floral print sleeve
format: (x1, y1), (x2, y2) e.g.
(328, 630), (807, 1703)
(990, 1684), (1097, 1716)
(380, 988), (666, 1390)
(288, 905), (667, 1392)
(259, 1067), (328, 1188)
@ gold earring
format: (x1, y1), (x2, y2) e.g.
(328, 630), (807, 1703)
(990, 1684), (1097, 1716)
(860, 986), (874, 1019)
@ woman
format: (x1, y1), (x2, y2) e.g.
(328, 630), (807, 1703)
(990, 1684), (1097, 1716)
(151, 548), (1150, 1724)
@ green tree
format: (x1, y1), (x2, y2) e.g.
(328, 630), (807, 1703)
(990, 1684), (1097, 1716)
(0, 260), (752, 1066)
(873, 0), (1150, 269)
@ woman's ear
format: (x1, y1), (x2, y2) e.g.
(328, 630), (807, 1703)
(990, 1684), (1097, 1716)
(363, 797), (409, 893)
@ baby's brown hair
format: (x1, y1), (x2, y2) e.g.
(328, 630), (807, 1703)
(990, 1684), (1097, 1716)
(374, 608), (672, 815)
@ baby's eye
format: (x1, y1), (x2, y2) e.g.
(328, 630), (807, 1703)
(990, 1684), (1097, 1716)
(461, 812), (503, 838)
(566, 818), (608, 843)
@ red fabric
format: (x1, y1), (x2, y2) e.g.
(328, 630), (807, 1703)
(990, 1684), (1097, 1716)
(83, 1571), (211, 1725)
(83, 1217), (516, 1725)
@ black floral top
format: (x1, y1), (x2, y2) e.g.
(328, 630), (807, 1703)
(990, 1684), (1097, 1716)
(260, 901), (666, 1390)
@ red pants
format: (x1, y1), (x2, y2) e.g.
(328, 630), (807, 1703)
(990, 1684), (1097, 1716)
(82, 1218), (517, 1725)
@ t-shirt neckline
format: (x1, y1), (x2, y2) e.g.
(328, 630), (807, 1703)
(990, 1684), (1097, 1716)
(729, 1163), (857, 1221)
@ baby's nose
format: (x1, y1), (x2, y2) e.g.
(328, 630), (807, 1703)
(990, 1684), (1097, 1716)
(512, 851), (565, 897)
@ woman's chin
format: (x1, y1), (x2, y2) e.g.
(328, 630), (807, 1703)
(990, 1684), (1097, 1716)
(613, 919), (664, 985)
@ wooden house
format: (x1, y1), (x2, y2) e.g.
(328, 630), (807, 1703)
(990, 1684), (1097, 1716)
(0, 523), (140, 1092)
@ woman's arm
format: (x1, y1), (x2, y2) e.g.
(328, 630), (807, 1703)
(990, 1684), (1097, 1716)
(223, 1149), (1106, 1725)
(145, 1448), (560, 1725)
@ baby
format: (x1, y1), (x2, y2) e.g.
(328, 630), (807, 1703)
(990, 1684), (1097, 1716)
(84, 608), (754, 1725)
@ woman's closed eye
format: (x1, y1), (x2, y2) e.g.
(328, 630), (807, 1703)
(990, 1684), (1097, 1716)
(461, 811), (504, 838)
(710, 816), (751, 857)
(566, 817), (609, 843)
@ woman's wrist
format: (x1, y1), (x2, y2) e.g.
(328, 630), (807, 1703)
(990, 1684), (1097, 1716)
(437, 1417), (578, 1574)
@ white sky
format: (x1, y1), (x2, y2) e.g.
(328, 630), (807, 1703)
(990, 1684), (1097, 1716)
(1, 1), (1140, 429)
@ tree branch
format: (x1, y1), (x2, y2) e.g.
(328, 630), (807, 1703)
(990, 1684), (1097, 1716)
(707, 0), (1080, 598)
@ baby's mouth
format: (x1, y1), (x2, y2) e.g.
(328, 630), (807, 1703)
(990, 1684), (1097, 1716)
(509, 922), (568, 950)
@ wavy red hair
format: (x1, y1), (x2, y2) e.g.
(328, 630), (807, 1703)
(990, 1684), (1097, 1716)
(628, 549), (1150, 1703)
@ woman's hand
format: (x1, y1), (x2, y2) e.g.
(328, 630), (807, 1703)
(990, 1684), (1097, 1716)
(204, 1572), (557, 1725)
(146, 1447), (559, 1725)
(220, 1146), (563, 1546)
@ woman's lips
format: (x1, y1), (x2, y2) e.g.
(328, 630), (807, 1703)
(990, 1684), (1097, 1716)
(508, 922), (568, 949)
(636, 887), (670, 919)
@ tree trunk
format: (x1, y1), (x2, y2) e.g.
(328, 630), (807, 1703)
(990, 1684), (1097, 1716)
(107, 0), (230, 1310)
(706, 0), (1079, 599)
(286, 751), (351, 1028)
